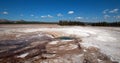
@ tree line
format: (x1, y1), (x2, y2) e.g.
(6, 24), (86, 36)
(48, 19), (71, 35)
(0, 19), (120, 27)
(58, 20), (120, 27)
(0, 19), (57, 24)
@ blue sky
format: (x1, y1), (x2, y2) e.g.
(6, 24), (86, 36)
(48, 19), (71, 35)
(0, 0), (120, 22)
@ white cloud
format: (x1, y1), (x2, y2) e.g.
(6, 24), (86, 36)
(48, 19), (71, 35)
(103, 9), (109, 14)
(41, 16), (47, 18)
(104, 15), (110, 19)
(2, 11), (8, 14)
(41, 15), (53, 18)
(57, 13), (63, 17)
(30, 14), (34, 17)
(75, 17), (83, 20)
(68, 11), (74, 14)
(102, 8), (119, 14)
(109, 8), (119, 13)
(47, 15), (53, 18)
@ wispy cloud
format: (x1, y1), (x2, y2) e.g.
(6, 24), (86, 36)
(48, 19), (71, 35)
(41, 16), (47, 18)
(2, 11), (8, 15)
(104, 15), (110, 19)
(113, 16), (120, 21)
(47, 15), (53, 18)
(57, 13), (63, 17)
(75, 16), (83, 20)
(30, 14), (34, 17)
(68, 11), (74, 14)
(103, 9), (109, 14)
(114, 15), (120, 19)
(117, 16), (120, 19)
(102, 8), (119, 14)
(109, 8), (119, 13)
(41, 15), (53, 18)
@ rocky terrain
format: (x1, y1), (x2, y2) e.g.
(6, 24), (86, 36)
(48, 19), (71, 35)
(0, 24), (120, 63)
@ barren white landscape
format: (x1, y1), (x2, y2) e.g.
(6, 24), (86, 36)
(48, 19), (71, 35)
(23, 26), (120, 62)
(0, 25), (120, 63)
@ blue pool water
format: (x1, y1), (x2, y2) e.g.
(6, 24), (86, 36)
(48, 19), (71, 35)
(56, 36), (74, 40)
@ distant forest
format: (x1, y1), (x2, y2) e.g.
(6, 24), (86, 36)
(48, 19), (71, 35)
(58, 20), (120, 27)
(0, 19), (57, 24)
(0, 19), (120, 27)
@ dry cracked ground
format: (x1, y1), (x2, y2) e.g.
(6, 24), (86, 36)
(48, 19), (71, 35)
(0, 24), (120, 63)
